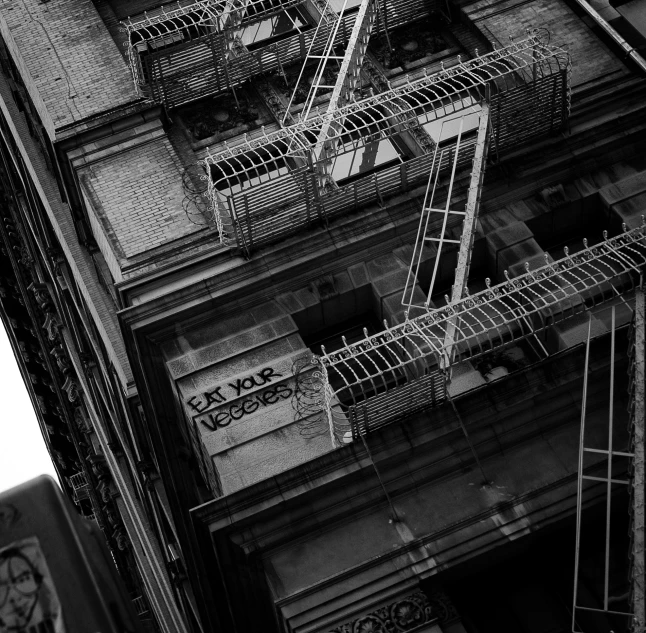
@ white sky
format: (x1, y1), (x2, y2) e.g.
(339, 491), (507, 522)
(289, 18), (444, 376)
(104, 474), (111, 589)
(0, 322), (59, 493)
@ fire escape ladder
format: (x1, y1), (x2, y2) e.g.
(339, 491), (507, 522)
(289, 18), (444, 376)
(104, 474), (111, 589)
(402, 103), (490, 344)
(282, 0), (346, 123)
(573, 304), (640, 631)
(313, 0), (377, 167)
(401, 139), (445, 311)
(283, 0), (378, 178)
(284, 0), (376, 124)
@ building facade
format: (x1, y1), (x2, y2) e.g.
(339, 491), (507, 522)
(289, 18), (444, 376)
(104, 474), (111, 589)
(0, 0), (645, 631)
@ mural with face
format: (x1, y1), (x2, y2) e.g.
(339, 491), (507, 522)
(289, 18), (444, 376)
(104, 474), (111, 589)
(0, 538), (64, 633)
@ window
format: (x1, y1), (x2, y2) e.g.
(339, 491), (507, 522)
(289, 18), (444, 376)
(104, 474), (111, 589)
(421, 98), (482, 144)
(237, 6), (310, 49)
(328, 0), (363, 14)
(330, 136), (405, 183)
(328, 109), (408, 184)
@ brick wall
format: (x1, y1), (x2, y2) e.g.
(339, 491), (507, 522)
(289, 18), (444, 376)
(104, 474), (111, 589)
(0, 0), (138, 139)
(78, 130), (202, 261)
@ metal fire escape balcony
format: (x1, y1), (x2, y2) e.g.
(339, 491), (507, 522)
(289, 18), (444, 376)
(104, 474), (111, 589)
(203, 31), (570, 256)
(316, 223), (646, 443)
(122, 0), (358, 108)
(69, 471), (90, 503)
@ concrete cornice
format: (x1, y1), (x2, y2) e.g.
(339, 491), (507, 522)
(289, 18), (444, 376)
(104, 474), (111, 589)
(118, 194), (421, 336)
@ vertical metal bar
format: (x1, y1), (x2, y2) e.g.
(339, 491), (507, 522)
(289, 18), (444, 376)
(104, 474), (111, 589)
(362, 405), (370, 435)
(243, 194), (254, 255)
(496, 93), (502, 153)
(561, 68), (569, 127)
(549, 74), (557, 133)
(400, 161), (408, 191)
(218, 32), (238, 104)
(374, 174), (383, 206)
(573, 315), (593, 633)
(303, 171), (313, 224)
(208, 30), (222, 95)
(632, 288), (646, 632)
(604, 306), (616, 611)
(153, 52), (168, 107)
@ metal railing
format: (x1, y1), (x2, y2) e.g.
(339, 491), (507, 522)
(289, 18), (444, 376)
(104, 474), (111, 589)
(121, 0), (349, 107)
(69, 472), (90, 502)
(318, 223), (646, 442)
(204, 31), (570, 255)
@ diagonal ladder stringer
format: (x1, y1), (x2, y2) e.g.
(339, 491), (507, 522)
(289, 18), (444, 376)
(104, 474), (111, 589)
(443, 102), (490, 366)
(402, 105), (490, 319)
(448, 102), (490, 304)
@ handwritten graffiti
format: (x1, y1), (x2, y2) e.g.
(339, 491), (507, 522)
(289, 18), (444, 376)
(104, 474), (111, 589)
(186, 368), (283, 414)
(184, 367), (293, 431)
(197, 384), (293, 431)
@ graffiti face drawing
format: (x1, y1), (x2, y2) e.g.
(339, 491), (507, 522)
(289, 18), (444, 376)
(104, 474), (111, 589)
(0, 539), (64, 633)
(0, 549), (42, 631)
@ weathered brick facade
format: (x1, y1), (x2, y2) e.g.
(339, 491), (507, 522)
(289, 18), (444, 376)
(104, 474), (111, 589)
(0, 0), (138, 138)
(0, 0), (645, 632)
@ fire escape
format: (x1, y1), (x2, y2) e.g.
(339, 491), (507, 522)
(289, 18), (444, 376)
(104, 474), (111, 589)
(203, 30), (571, 255)
(572, 287), (646, 632)
(122, 0), (360, 108)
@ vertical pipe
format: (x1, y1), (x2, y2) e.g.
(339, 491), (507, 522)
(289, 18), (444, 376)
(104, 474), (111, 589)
(570, 0), (646, 74)
(243, 194), (253, 255)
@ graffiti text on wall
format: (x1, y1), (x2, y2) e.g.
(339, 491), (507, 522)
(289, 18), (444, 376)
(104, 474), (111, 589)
(185, 368), (293, 431)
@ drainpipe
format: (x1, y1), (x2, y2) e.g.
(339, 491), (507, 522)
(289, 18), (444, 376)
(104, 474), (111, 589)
(572, 0), (646, 73)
